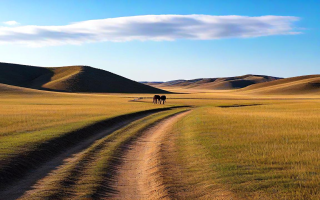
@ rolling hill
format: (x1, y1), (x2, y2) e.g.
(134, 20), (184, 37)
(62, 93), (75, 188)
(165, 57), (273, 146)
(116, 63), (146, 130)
(0, 62), (168, 93)
(144, 74), (282, 90)
(0, 83), (43, 94)
(239, 75), (320, 95)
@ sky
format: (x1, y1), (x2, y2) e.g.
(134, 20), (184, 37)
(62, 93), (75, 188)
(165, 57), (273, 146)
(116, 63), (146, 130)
(0, 0), (319, 81)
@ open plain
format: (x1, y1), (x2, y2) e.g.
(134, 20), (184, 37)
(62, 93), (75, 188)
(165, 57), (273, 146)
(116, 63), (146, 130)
(1, 1), (319, 199)
(0, 76), (319, 199)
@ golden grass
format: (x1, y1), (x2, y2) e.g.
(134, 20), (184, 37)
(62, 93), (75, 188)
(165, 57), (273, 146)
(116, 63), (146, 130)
(165, 98), (320, 199)
(242, 75), (320, 90)
(0, 91), (176, 166)
(1, 83), (320, 199)
(20, 108), (187, 199)
(239, 75), (320, 95)
(43, 66), (83, 90)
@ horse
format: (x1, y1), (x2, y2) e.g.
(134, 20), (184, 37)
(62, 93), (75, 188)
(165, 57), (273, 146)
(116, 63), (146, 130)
(153, 95), (160, 104)
(160, 95), (166, 104)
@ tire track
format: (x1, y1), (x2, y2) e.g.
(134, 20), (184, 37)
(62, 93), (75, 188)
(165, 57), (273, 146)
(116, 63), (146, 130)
(108, 110), (191, 200)
(0, 107), (187, 200)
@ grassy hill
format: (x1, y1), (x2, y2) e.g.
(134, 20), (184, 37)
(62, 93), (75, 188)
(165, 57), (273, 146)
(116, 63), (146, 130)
(0, 62), (168, 93)
(0, 83), (42, 94)
(144, 74), (281, 90)
(240, 75), (320, 95)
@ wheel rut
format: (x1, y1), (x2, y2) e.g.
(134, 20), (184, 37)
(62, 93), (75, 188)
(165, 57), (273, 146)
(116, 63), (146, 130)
(0, 108), (186, 200)
(108, 110), (191, 200)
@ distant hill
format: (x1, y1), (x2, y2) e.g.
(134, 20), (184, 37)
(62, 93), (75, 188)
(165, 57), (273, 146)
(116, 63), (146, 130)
(0, 62), (169, 93)
(144, 74), (282, 90)
(0, 83), (42, 94)
(239, 75), (320, 95)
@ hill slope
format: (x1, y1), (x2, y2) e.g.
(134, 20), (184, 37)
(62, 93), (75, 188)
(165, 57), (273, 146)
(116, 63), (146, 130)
(240, 75), (320, 95)
(0, 83), (43, 94)
(0, 62), (168, 93)
(144, 74), (281, 90)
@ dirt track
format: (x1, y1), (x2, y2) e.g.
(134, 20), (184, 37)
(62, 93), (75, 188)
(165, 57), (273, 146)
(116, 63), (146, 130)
(108, 111), (190, 200)
(0, 109), (179, 200)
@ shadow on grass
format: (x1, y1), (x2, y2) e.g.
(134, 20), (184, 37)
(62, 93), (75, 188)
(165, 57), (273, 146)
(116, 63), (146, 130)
(218, 104), (263, 108)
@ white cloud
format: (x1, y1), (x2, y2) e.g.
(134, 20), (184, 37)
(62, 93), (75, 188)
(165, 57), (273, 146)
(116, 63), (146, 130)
(0, 15), (300, 47)
(3, 21), (19, 26)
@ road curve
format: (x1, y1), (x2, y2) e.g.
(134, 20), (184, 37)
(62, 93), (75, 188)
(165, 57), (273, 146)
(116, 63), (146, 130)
(108, 110), (191, 200)
(0, 108), (184, 200)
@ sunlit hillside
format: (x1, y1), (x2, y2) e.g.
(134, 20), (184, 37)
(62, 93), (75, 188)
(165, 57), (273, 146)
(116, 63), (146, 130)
(238, 75), (320, 95)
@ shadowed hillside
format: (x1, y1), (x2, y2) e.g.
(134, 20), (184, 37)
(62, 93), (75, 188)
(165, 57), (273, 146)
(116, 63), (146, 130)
(144, 74), (281, 90)
(0, 83), (42, 94)
(0, 62), (169, 93)
(240, 75), (320, 95)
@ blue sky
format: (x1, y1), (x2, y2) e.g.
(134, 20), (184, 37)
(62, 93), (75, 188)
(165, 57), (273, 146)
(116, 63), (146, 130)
(0, 0), (319, 81)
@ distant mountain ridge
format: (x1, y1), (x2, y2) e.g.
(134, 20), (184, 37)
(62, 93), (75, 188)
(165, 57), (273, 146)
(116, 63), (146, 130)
(143, 74), (282, 90)
(0, 62), (169, 93)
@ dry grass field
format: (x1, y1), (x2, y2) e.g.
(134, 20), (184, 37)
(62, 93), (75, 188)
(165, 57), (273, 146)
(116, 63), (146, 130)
(0, 78), (320, 199)
(0, 87), (175, 190)
(19, 108), (188, 199)
(0, 92), (169, 159)
(161, 98), (320, 199)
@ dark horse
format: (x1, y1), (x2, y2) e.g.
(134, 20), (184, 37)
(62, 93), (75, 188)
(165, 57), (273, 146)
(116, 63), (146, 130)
(160, 95), (166, 104)
(153, 95), (160, 104)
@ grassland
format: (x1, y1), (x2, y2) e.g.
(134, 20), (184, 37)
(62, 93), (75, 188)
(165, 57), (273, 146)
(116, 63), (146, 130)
(0, 90), (177, 187)
(158, 97), (320, 199)
(19, 108), (188, 199)
(1, 83), (320, 199)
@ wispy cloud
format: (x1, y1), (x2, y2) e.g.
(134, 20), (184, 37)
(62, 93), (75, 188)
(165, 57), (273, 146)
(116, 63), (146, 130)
(3, 21), (20, 26)
(0, 15), (300, 47)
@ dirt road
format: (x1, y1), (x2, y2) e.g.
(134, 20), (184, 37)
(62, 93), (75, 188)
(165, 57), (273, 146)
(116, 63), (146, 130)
(0, 108), (182, 200)
(108, 111), (190, 200)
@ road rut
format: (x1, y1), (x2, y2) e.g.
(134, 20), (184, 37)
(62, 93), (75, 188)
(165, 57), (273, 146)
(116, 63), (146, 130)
(0, 108), (182, 200)
(108, 111), (190, 200)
